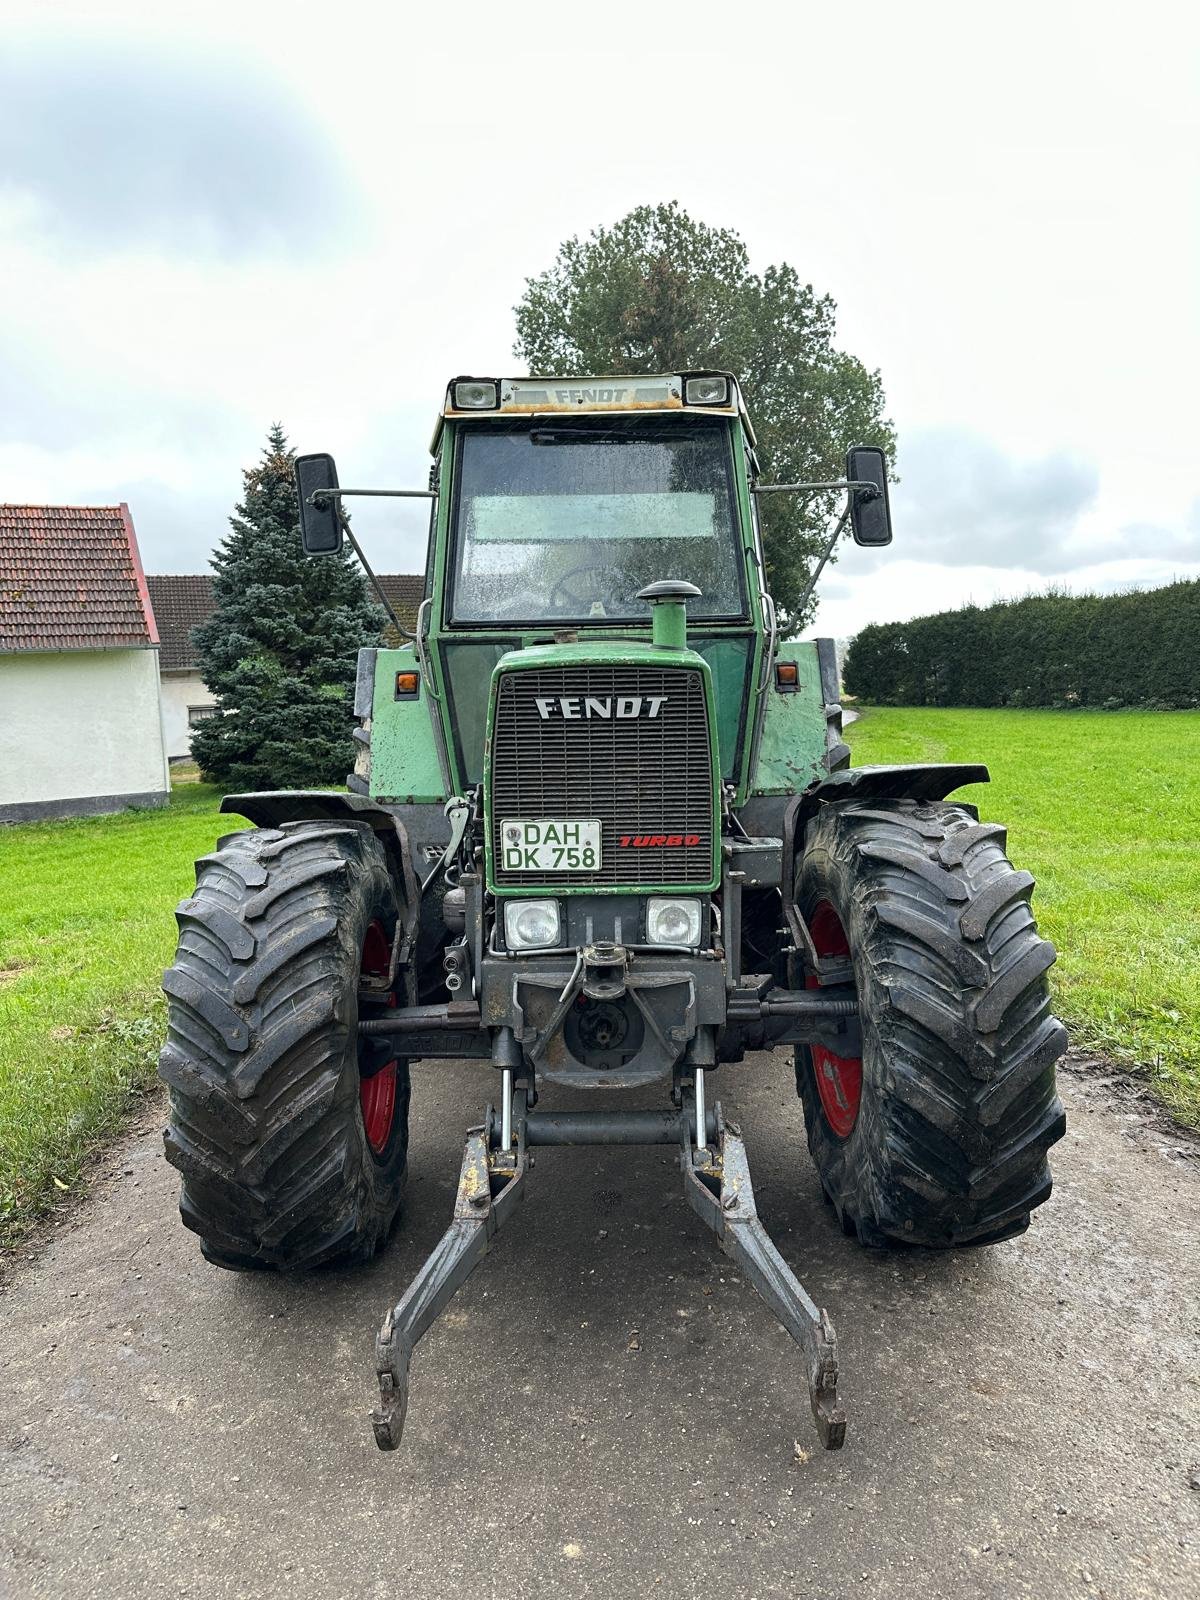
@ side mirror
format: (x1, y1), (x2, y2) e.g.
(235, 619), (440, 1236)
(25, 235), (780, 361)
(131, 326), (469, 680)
(295, 452), (343, 554)
(846, 445), (892, 546)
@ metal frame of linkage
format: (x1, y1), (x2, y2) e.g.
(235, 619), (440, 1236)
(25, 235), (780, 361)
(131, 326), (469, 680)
(681, 1095), (846, 1449)
(371, 1084), (529, 1450)
(370, 1075), (845, 1453)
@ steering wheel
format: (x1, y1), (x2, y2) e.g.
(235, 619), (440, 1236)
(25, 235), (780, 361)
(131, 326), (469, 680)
(547, 564), (619, 615)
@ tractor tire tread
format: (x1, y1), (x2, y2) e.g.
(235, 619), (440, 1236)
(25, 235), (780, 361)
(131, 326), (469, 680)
(159, 821), (410, 1271)
(795, 798), (1066, 1249)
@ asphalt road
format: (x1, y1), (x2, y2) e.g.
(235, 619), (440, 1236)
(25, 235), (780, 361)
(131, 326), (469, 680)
(2, 1051), (1198, 1600)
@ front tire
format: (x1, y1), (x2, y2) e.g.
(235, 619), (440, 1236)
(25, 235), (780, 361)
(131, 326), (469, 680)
(794, 799), (1066, 1248)
(159, 820), (411, 1270)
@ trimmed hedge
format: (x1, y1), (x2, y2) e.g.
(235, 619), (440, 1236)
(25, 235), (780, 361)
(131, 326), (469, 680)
(844, 580), (1200, 709)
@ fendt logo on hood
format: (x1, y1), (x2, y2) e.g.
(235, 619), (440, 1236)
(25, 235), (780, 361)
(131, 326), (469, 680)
(534, 695), (667, 721)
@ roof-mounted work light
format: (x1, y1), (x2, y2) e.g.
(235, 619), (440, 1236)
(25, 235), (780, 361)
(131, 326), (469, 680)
(683, 374), (729, 406)
(451, 378), (500, 410)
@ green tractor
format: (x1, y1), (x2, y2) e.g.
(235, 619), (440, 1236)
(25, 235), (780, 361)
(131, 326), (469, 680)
(159, 372), (1066, 1452)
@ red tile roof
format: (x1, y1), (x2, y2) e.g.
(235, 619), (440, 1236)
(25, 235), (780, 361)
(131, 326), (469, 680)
(375, 573), (424, 628)
(145, 574), (214, 671)
(0, 504), (158, 654)
(144, 571), (424, 669)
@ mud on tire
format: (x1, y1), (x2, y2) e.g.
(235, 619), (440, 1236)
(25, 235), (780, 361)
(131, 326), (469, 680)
(794, 799), (1067, 1248)
(159, 821), (410, 1270)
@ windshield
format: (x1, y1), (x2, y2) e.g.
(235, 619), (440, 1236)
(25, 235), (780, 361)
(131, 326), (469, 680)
(449, 418), (745, 624)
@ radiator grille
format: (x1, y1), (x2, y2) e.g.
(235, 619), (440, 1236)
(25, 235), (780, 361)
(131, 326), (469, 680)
(490, 664), (715, 888)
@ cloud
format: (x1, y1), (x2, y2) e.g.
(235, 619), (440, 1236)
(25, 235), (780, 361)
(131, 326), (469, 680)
(885, 428), (1099, 572)
(1108, 507), (1200, 565)
(826, 435), (1200, 606)
(0, 32), (358, 258)
(0, 434), (241, 570)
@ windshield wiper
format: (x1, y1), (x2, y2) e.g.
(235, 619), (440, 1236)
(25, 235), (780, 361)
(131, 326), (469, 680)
(530, 425), (698, 445)
(531, 429), (634, 445)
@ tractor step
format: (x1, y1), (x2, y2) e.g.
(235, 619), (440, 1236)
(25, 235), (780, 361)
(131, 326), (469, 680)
(370, 1085), (845, 1452)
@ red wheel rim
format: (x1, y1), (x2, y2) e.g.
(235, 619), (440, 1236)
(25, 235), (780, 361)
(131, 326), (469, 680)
(360, 1061), (398, 1155)
(359, 920), (397, 1156)
(805, 900), (863, 1140)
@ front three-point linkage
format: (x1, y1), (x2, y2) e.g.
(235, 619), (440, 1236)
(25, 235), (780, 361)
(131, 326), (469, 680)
(370, 1076), (844, 1451)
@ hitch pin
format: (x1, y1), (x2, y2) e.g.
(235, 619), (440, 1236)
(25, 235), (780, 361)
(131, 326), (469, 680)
(500, 1068), (513, 1152)
(694, 1068), (707, 1156)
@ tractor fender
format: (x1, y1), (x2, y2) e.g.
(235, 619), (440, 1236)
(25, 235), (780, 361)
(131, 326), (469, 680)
(219, 790), (422, 934)
(782, 763), (990, 897)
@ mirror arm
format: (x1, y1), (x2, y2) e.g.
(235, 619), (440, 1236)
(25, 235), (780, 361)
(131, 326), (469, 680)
(303, 488), (431, 644)
(794, 504), (853, 621)
(337, 514), (417, 643)
(752, 479), (879, 497)
(752, 476), (880, 618)
(308, 487), (438, 503)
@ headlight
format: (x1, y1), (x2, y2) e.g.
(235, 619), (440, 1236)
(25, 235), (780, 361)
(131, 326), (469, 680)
(684, 374), (729, 406)
(646, 897), (702, 946)
(452, 378), (499, 410)
(504, 899), (561, 950)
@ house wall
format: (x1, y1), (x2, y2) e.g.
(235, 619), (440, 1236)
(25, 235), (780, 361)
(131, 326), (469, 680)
(0, 648), (170, 821)
(159, 669), (217, 761)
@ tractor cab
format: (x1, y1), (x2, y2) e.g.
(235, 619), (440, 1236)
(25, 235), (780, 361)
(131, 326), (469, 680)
(427, 374), (764, 797)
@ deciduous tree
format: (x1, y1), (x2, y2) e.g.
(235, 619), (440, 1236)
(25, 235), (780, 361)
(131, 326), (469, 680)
(514, 202), (895, 626)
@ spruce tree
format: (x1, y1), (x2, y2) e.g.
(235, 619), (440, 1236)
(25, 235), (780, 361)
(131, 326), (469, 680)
(191, 424), (386, 789)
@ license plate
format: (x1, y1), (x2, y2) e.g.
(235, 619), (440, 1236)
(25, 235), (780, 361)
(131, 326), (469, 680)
(500, 818), (601, 873)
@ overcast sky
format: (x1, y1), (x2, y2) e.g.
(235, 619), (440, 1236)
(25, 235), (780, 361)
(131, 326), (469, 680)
(2, 0), (1197, 638)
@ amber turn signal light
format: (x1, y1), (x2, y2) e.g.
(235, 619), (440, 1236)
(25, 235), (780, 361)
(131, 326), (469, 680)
(775, 661), (799, 691)
(395, 671), (420, 699)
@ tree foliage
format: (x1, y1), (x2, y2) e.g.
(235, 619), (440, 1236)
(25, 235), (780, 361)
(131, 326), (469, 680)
(191, 424), (386, 788)
(844, 580), (1200, 709)
(514, 202), (895, 625)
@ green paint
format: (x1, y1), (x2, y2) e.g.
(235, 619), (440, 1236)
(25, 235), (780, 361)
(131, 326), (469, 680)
(368, 647), (447, 804)
(729, 430), (767, 805)
(485, 637), (705, 671)
(694, 636), (751, 782)
(441, 640), (515, 786)
(649, 597), (688, 649)
(751, 641), (830, 795)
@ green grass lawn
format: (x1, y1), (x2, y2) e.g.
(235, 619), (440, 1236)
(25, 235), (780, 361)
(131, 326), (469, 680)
(1, 707), (1197, 1246)
(0, 786), (246, 1246)
(847, 707), (1200, 1125)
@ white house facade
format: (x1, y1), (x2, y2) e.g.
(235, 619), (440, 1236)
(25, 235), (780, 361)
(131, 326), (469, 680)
(0, 504), (170, 822)
(145, 574), (218, 761)
(144, 571), (426, 762)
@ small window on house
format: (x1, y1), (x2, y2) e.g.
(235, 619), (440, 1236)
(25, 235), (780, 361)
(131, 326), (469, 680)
(187, 706), (217, 728)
